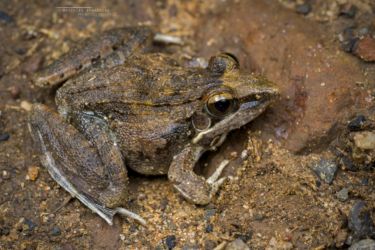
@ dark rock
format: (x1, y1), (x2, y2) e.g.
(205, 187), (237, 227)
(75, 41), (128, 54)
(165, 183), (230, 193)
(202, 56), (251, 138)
(0, 226), (10, 236)
(336, 188), (349, 202)
(361, 178), (369, 186)
(340, 27), (358, 53)
(339, 4), (357, 18)
(348, 115), (367, 132)
(0, 10), (13, 23)
(342, 38), (359, 53)
(0, 133), (10, 142)
(311, 158), (338, 184)
(204, 209), (216, 220)
(22, 218), (36, 236)
(349, 239), (375, 250)
(296, 3), (311, 15)
(165, 235), (177, 249)
(349, 200), (375, 241)
(50, 226), (61, 236)
(14, 47), (27, 55)
(225, 238), (250, 250)
(205, 224), (213, 233)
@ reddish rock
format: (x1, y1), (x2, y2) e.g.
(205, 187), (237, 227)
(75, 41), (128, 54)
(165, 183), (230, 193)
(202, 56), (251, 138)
(354, 37), (375, 62)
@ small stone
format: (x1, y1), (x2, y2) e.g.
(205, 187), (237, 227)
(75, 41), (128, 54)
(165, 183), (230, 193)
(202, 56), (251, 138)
(336, 188), (349, 202)
(267, 237), (293, 250)
(353, 132), (375, 150)
(296, 3), (312, 15)
(20, 100), (32, 111)
(340, 28), (358, 53)
(311, 158), (338, 184)
(349, 239), (375, 250)
(205, 224), (213, 233)
(348, 115), (367, 132)
(349, 200), (375, 241)
(0, 10), (13, 23)
(2, 170), (10, 180)
(354, 37), (375, 62)
(26, 166), (39, 181)
(8, 86), (21, 99)
(204, 208), (216, 220)
(50, 226), (61, 236)
(225, 238), (250, 250)
(339, 4), (357, 18)
(165, 235), (177, 249)
(0, 226), (10, 236)
(0, 133), (10, 142)
(22, 219), (36, 236)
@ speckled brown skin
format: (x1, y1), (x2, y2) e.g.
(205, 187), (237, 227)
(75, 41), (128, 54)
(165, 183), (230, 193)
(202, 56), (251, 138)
(29, 27), (278, 224)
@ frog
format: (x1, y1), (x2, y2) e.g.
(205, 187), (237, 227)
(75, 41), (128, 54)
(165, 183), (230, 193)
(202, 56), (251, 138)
(28, 26), (278, 226)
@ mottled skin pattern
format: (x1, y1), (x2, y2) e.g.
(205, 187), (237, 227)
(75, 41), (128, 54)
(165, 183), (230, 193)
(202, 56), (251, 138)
(29, 26), (278, 225)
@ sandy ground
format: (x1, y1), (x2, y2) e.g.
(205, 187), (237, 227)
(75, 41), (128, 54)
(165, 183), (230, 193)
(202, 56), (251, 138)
(0, 0), (374, 249)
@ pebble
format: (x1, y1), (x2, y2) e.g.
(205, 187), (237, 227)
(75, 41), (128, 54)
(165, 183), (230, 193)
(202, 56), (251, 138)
(0, 133), (10, 142)
(20, 100), (32, 111)
(2, 170), (10, 180)
(339, 4), (357, 18)
(0, 226), (10, 236)
(26, 166), (39, 181)
(353, 131), (375, 150)
(311, 158), (338, 184)
(0, 10), (13, 23)
(266, 237), (293, 250)
(349, 239), (375, 250)
(225, 238), (250, 250)
(8, 86), (21, 99)
(354, 37), (375, 62)
(50, 226), (61, 236)
(348, 115), (366, 132)
(349, 200), (375, 241)
(22, 219), (36, 236)
(296, 3), (312, 15)
(340, 28), (358, 53)
(204, 208), (216, 220)
(205, 224), (213, 233)
(336, 188), (349, 202)
(165, 235), (177, 249)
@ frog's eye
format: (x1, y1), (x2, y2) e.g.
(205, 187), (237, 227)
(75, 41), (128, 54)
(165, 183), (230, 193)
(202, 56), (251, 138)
(205, 92), (238, 118)
(208, 53), (239, 74)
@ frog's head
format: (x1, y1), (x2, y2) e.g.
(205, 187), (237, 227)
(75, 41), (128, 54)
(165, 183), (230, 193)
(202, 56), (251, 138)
(191, 53), (279, 148)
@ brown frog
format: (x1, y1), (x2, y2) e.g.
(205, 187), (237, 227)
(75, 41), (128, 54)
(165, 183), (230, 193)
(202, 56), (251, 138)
(28, 27), (278, 225)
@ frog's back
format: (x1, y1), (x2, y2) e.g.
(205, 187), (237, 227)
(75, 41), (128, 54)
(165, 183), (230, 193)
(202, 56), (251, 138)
(56, 53), (221, 120)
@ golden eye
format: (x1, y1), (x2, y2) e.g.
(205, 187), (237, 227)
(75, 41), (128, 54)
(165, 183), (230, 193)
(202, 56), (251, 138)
(205, 92), (237, 118)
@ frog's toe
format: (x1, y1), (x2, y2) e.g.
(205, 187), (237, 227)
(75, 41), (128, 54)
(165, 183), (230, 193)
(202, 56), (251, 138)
(172, 160), (230, 205)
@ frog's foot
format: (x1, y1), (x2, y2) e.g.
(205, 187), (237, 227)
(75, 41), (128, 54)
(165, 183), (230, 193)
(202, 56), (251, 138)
(168, 146), (229, 205)
(28, 104), (146, 226)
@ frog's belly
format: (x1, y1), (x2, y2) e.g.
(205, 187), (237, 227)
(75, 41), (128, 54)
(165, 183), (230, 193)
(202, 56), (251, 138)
(123, 149), (172, 175)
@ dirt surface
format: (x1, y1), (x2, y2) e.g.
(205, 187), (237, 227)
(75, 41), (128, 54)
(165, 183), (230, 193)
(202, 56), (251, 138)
(0, 0), (374, 249)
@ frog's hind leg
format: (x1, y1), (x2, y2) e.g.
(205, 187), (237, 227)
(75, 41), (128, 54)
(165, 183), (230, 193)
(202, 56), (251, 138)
(34, 26), (154, 88)
(28, 104), (145, 226)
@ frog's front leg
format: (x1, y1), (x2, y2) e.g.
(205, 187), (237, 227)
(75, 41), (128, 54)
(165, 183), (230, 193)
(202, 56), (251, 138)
(168, 146), (229, 205)
(28, 104), (145, 225)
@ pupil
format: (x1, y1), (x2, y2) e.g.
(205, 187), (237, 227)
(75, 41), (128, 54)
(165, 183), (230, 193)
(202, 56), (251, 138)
(214, 99), (230, 113)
